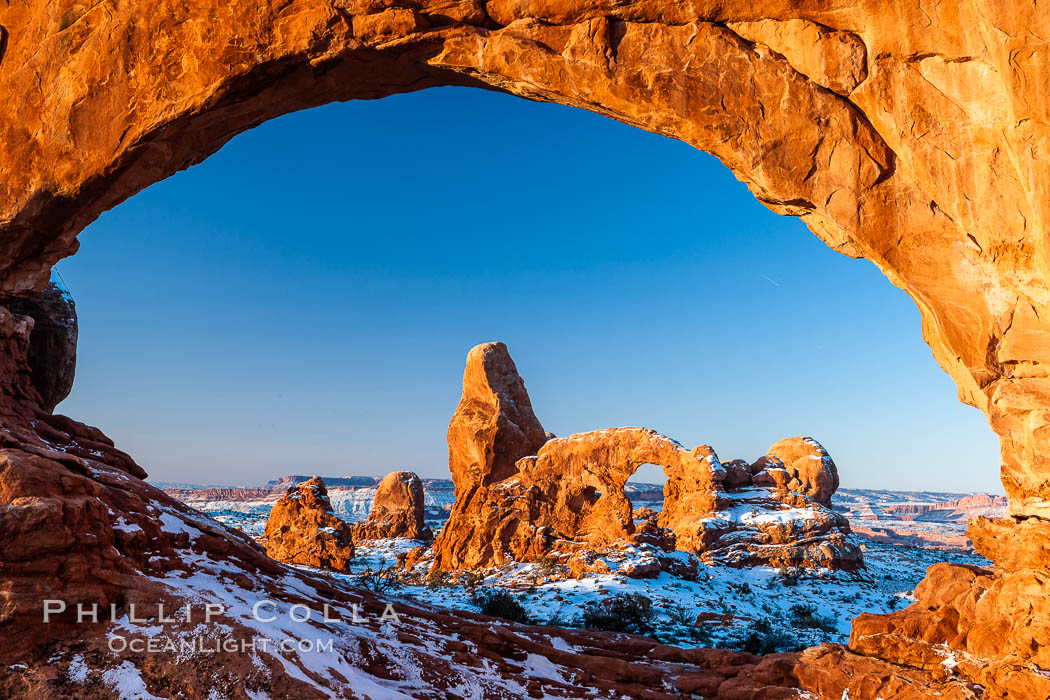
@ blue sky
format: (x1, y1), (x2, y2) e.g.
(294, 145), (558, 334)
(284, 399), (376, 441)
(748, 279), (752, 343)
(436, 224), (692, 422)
(56, 87), (1001, 492)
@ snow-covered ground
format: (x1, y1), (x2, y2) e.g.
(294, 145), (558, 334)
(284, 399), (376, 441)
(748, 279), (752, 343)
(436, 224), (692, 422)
(197, 501), (990, 653)
(330, 538), (985, 652)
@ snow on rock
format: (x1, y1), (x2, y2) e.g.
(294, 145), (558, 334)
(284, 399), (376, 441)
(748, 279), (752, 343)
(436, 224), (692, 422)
(195, 494), (987, 656)
(102, 662), (166, 700)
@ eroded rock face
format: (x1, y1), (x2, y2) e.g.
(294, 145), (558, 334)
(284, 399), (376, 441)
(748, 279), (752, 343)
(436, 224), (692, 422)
(764, 437), (839, 507)
(686, 486), (863, 571)
(447, 341), (549, 489)
(263, 476), (355, 571)
(2, 1), (1050, 695)
(433, 343), (859, 572)
(1, 282), (77, 413)
(669, 444), (860, 571)
(847, 561), (1050, 699)
(432, 343), (724, 570)
(430, 342), (549, 570)
(518, 428), (725, 549)
(350, 471), (432, 542)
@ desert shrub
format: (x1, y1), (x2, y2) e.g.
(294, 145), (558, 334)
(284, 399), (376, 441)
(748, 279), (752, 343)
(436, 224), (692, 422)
(687, 622), (712, 646)
(734, 619), (803, 655)
(787, 604), (837, 634)
(579, 593), (656, 635)
(472, 589), (531, 624)
(355, 566), (402, 593)
(660, 602), (715, 646)
(776, 566), (802, 587)
(425, 570), (452, 589)
(457, 570), (484, 589)
(665, 602), (695, 627)
(729, 581), (752, 595)
(528, 556), (561, 584)
(544, 610), (568, 627)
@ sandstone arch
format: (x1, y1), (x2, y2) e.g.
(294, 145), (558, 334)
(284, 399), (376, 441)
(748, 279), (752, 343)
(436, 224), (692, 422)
(3, 1), (1050, 695)
(515, 427), (724, 548)
(432, 342), (860, 572)
(4, 2), (1050, 532)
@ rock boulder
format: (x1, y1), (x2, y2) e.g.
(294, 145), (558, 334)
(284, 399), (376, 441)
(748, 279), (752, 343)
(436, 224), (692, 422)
(264, 476), (355, 571)
(351, 471), (432, 542)
(764, 437), (839, 507)
(1, 282), (77, 413)
(447, 341), (548, 488)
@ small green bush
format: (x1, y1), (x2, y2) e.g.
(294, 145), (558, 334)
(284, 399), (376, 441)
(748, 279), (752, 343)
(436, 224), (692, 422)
(735, 619), (803, 655)
(355, 566), (402, 593)
(687, 623), (712, 646)
(665, 602), (695, 627)
(579, 593), (656, 635)
(787, 603), (837, 634)
(472, 589), (531, 624)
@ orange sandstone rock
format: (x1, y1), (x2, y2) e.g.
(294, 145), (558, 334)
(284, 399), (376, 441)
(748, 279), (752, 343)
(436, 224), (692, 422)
(350, 471), (432, 542)
(432, 342), (860, 572)
(446, 341), (548, 489)
(430, 341), (549, 570)
(264, 476), (355, 571)
(847, 561), (1050, 699)
(764, 437), (839, 507)
(968, 514), (1050, 572)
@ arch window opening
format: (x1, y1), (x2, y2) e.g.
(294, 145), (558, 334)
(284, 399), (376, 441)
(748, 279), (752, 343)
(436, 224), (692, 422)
(55, 86), (999, 653)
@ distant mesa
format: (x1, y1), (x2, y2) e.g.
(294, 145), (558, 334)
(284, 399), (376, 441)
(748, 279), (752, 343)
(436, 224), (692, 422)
(841, 491), (1007, 550)
(351, 471), (433, 542)
(267, 475), (381, 489)
(882, 493), (1007, 520)
(263, 476), (355, 571)
(430, 342), (861, 574)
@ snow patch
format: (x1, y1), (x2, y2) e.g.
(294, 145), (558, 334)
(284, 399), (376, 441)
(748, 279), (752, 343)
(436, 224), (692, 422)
(101, 662), (165, 700)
